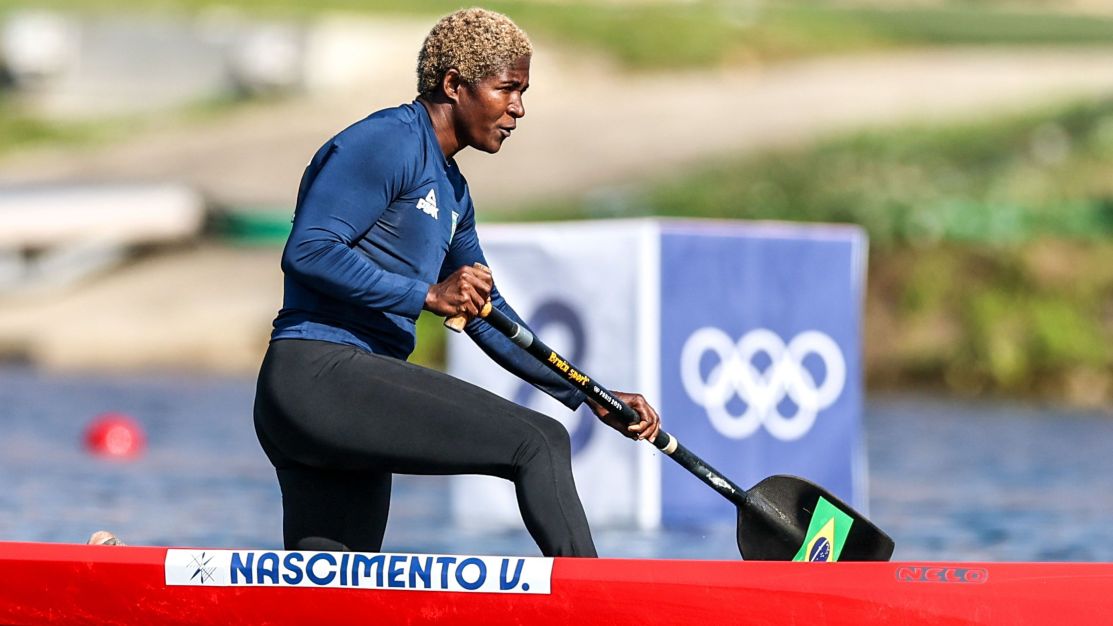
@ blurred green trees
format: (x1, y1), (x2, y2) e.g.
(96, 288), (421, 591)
(1, 1), (1112, 70)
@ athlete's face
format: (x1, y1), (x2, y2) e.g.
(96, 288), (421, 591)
(455, 55), (529, 154)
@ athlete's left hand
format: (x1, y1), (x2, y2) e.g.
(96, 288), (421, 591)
(589, 392), (661, 443)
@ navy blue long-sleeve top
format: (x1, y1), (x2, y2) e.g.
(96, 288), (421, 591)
(272, 101), (585, 410)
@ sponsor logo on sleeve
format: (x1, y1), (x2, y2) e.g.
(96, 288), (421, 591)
(165, 550), (553, 594)
(417, 188), (439, 220)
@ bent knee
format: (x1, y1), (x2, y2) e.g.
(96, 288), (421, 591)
(528, 415), (573, 458)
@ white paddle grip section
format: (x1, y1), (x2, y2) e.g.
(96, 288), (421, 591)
(509, 325), (534, 348)
(444, 316), (467, 333)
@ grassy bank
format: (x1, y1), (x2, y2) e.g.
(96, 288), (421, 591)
(0, 94), (248, 155)
(869, 242), (1112, 406)
(510, 98), (1113, 248)
(496, 99), (1113, 405)
(1, 2), (1111, 70)
(3, 2), (1111, 153)
(0, 100), (100, 152)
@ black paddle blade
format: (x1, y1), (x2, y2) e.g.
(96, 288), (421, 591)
(737, 475), (895, 561)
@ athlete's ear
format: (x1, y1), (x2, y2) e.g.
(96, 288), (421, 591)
(442, 68), (464, 103)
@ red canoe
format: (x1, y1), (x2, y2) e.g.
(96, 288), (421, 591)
(0, 541), (1110, 625)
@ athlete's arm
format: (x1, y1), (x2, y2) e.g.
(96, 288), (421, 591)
(424, 264), (493, 319)
(439, 204), (586, 411)
(282, 123), (430, 317)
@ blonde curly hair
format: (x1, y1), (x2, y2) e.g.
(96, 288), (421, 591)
(417, 8), (533, 96)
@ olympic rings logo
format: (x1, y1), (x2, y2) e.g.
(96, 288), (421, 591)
(680, 327), (846, 441)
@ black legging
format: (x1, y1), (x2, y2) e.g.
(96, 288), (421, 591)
(253, 338), (597, 557)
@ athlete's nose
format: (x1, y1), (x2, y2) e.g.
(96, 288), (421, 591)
(508, 93), (525, 119)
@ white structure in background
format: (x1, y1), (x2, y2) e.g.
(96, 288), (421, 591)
(220, 14), (429, 95)
(0, 11), (425, 118)
(0, 184), (205, 292)
(225, 22), (304, 95)
(0, 11), (78, 88)
(448, 221), (659, 530)
(448, 219), (868, 531)
(300, 16), (430, 94)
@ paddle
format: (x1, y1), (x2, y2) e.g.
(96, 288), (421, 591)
(448, 301), (894, 561)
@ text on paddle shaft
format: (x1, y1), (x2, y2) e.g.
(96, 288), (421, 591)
(592, 386), (623, 412)
(548, 352), (589, 386)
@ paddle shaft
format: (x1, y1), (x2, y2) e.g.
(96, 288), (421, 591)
(472, 305), (902, 560)
(477, 304), (749, 508)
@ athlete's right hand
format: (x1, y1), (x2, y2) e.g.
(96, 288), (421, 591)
(425, 264), (493, 320)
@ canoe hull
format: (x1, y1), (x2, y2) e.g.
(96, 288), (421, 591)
(0, 542), (1109, 625)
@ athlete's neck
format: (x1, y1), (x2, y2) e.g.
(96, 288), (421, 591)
(418, 96), (462, 160)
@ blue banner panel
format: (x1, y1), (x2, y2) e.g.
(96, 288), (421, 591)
(658, 222), (865, 526)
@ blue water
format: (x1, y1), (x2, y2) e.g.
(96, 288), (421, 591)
(1, 366), (1110, 562)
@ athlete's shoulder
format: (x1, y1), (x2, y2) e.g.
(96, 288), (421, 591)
(332, 102), (424, 157)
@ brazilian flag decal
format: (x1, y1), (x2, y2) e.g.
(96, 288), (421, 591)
(792, 496), (854, 562)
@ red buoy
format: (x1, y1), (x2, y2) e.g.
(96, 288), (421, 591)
(84, 412), (146, 459)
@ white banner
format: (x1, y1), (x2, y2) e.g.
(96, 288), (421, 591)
(448, 220), (661, 529)
(165, 549), (553, 594)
